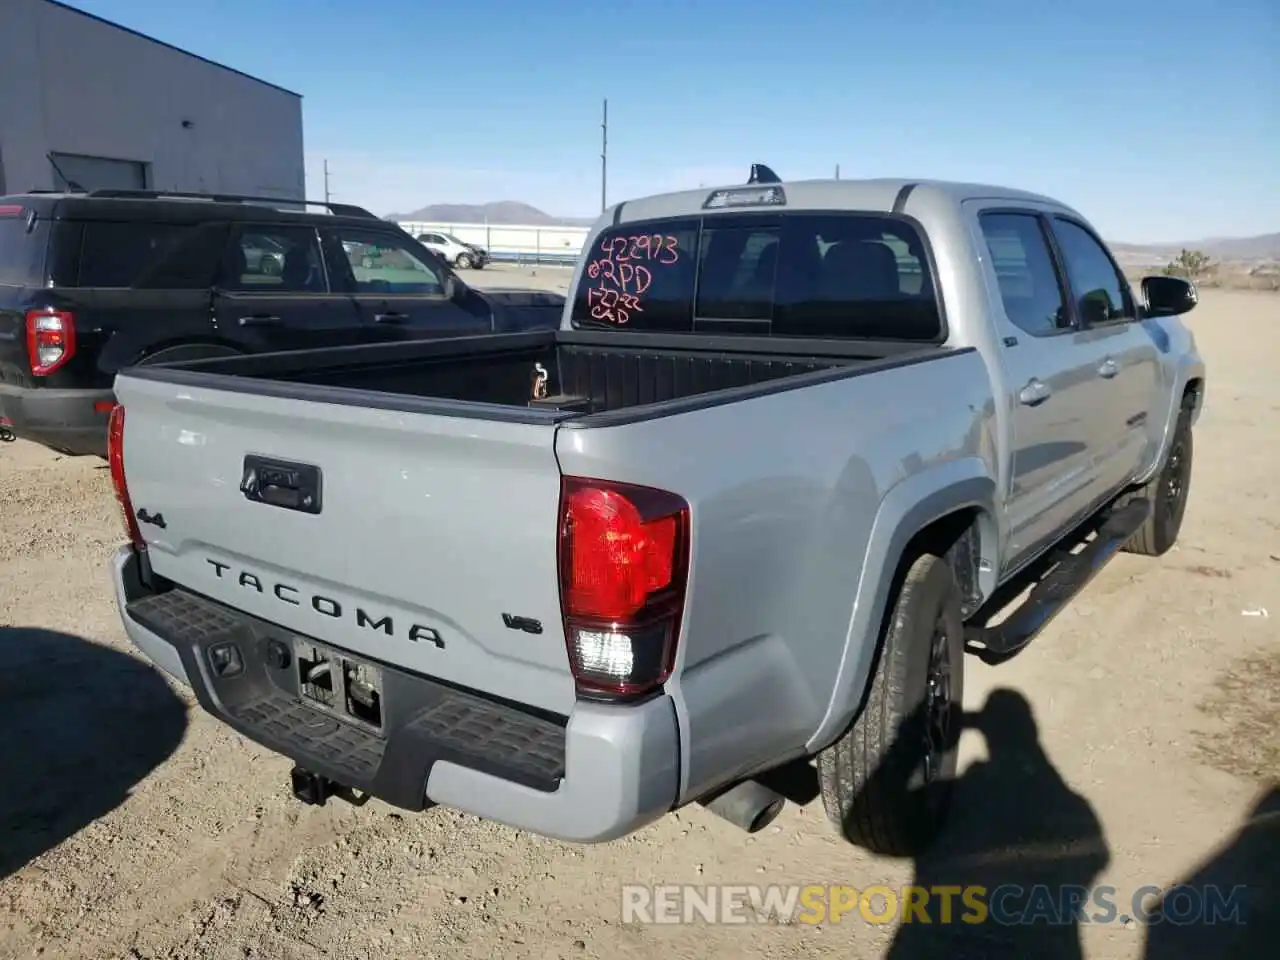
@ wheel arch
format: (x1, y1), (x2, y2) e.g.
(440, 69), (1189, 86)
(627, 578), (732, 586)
(807, 458), (998, 754)
(131, 339), (247, 367)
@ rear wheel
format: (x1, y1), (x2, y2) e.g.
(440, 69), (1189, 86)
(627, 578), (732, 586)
(455, 252), (474, 270)
(1120, 395), (1194, 557)
(817, 551), (965, 855)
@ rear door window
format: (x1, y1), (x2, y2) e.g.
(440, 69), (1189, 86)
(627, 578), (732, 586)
(220, 226), (328, 292)
(571, 213), (941, 340)
(978, 212), (1072, 336)
(0, 206), (49, 286)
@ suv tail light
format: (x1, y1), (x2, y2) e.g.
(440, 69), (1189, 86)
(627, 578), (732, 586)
(108, 404), (145, 550)
(557, 477), (691, 698)
(26, 309), (76, 376)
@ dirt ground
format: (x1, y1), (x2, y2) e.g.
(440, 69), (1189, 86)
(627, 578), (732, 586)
(1, 275), (1276, 959)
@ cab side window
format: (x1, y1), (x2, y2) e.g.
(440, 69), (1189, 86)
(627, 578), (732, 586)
(978, 213), (1071, 337)
(1051, 218), (1135, 325)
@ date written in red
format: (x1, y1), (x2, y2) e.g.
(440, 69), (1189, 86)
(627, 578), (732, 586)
(586, 287), (642, 324)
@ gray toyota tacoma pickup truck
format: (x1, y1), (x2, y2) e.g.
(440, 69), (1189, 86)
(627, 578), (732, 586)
(108, 171), (1205, 854)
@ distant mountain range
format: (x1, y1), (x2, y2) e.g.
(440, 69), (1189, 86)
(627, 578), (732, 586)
(384, 201), (594, 227)
(385, 202), (1278, 263)
(1112, 233), (1280, 265)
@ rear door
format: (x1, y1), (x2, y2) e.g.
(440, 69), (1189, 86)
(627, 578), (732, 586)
(324, 226), (491, 339)
(212, 224), (365, 351)
(114, 371), (576, 715)
(969, 206), (1110, 569)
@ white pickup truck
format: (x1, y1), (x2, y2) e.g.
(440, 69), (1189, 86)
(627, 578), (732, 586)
(108, 172), (1204, 854)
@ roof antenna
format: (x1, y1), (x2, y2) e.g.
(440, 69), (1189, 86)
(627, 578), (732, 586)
(748, 163), (781, 185)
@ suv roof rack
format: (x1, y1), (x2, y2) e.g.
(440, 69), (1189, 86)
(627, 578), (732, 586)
(83, 189), (379, 219)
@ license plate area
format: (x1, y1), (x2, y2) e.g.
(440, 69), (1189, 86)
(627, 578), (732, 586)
(292, 637), (385, 736)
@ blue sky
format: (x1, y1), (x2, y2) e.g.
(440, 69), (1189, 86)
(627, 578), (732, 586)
(62, 0), (1277, 242)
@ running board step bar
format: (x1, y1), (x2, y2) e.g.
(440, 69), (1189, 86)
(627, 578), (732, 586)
(965, 497), (1151, 663)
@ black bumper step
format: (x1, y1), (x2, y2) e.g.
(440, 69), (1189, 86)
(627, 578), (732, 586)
(125, 585), (567, 807)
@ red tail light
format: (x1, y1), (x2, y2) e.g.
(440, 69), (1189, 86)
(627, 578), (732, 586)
(26, 309), (76, 376)
(108, 404), (145, 550)
(558, 477), (691, 698)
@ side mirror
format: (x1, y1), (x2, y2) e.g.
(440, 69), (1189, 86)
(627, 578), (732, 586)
(1141, 275), (1198, 318)
(444, 274), (466, 301)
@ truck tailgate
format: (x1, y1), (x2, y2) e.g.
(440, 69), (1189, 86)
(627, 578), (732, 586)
(114, 373), (576, 716)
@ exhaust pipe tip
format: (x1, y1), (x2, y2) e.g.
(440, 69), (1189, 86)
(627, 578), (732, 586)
(699, 779), (787, 834)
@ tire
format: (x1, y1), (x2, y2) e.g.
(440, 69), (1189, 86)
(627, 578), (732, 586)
(817, 551), (966, 856)
(455, 253), (474, 269)
(1120, 395), (1194, 557)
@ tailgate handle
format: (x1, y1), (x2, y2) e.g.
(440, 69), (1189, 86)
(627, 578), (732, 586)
(240, 455), (322, 515)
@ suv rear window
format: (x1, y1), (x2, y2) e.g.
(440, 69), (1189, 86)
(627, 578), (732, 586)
(570, 213), (941, 340)
(0, 208), (48, 286)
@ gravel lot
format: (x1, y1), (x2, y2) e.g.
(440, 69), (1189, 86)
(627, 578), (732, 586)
(1, 272), (1276, 959)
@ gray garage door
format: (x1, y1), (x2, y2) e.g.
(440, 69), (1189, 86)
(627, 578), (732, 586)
(49, 152), (147, 192)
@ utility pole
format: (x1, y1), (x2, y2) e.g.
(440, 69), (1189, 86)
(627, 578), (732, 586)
(323, 159), (332, 203)
(834, 164), (840, 180)
(600, 98), (608, 213)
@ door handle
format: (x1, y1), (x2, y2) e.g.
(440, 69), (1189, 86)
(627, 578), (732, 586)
(1018, 378), (1052, 406)
(238, 314), (282, 327)
(373, 312), (410, 324)
(1098, 357), (1119, 379)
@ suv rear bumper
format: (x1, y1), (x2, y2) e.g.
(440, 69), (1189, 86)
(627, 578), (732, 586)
(0, 383), (112, 456)
(111, 546), (680, 842)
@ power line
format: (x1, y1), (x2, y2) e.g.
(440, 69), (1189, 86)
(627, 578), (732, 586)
(600, 98), (608, 213)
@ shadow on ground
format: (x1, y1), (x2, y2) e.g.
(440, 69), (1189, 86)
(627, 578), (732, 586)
(866, 687), (1111, 960)
(0, 626), (188, 879)
(1143, 785), (1279, 959)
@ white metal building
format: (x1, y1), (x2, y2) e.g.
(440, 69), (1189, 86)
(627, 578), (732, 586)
(0, 0), (304, 199)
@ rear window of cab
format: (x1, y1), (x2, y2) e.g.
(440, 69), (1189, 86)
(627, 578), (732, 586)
(570, 212), (942, 341)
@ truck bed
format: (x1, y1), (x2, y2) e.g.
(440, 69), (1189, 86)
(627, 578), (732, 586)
(126, 329), (949, 425)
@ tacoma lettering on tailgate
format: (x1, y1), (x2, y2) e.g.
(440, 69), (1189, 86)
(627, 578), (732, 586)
(205, 558), (445, 648)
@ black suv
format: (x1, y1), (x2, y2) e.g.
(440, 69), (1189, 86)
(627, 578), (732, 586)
(0, 190), (565, 457)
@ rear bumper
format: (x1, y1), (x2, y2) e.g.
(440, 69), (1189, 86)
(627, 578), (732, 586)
(111, 546), (680, 842)
(0, 383), (113, 456)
